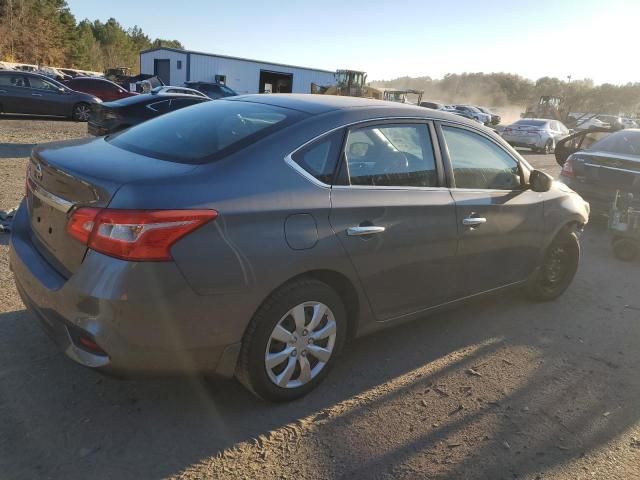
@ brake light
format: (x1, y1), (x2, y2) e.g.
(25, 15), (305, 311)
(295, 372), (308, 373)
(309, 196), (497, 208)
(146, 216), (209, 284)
(560, 157), (575, 178)
(67, 208), (217, 261)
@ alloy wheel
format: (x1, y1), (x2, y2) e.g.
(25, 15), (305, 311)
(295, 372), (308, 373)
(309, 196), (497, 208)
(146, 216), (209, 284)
(265, 301), (337, 389)
(74, 104), (91, 121)
(542, 246), (568, 291)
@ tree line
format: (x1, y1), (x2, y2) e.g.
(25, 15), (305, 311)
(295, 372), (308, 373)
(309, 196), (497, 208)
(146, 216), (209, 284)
(0, 0), (183, 73)
(372, 73), (640, 116)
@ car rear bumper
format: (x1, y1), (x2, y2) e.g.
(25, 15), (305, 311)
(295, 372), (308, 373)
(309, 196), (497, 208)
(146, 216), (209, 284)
(9, 201), (249, 377)
(501, 135), (545, 149)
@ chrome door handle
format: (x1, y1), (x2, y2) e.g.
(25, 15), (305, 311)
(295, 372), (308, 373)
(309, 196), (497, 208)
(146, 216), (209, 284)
(0, 90), (6, 94)
(31, 93), (42, 97)
(462, 216), (487, 227)
(347, 225), (386, 236)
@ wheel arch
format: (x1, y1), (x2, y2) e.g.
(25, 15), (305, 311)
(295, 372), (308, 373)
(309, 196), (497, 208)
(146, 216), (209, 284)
(251, 269), (361, 341)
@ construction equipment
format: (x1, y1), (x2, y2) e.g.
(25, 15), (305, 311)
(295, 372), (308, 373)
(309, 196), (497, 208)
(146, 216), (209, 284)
(382, 89), (424, 105)
(523, 95), (567, 121)
(311, 69), (383, 99)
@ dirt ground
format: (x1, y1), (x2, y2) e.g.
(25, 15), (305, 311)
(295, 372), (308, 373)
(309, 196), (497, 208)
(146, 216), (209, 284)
(0, 118), (639, 480)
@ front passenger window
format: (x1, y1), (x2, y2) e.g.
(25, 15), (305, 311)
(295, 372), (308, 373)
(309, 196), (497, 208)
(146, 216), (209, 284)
(442, 126), (521, 190)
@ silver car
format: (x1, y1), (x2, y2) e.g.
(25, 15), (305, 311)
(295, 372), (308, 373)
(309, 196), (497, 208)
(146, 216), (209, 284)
(10, 95), (589, 401)
(501, 118), (571, 153)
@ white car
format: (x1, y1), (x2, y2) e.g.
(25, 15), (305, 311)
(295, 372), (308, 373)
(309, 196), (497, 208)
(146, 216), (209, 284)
(575, 114), (623, 130)
(500, 118), (571, 153)
(621, 118), (638, 129)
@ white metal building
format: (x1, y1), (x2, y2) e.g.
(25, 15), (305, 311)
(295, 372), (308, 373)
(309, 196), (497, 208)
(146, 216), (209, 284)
(139, 47), (336, 94)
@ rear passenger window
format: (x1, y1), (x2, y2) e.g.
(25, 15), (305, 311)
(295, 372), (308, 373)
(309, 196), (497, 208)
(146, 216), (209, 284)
(343, 123), (437, 187)
(291, 130), (343, 184)
(442, 126), (521, 190)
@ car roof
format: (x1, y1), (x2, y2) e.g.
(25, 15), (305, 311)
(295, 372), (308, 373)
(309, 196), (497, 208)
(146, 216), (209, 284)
(226, 94), (479, 122)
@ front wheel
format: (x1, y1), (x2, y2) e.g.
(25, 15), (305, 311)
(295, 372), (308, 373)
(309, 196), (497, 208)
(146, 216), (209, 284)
(72, 102), (91, 122)
(542, 139), (554, 154)
(526, 229), (580, 301)
(235, 279), (347, 401)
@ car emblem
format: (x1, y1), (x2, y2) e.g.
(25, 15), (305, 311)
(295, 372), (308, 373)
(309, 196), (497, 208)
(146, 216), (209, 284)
(34, 163), (43, 181)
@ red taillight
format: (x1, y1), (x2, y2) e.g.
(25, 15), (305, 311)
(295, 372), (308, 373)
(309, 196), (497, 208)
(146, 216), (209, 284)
(560, 157), (575, 178)
(67, 208), (218, 261)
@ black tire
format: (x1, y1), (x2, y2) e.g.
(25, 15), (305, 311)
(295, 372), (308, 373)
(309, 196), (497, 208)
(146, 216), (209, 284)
(526, 229), (580, 301)
(72, 102), (91, 122)
(543, 140), (554, 154)
(235, 279), (347, 401)
(613, 238), (639, 262)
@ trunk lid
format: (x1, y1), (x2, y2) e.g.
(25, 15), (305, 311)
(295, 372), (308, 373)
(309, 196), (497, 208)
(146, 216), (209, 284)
(579, 150), (640, 190)
(27, 137), (197, 276)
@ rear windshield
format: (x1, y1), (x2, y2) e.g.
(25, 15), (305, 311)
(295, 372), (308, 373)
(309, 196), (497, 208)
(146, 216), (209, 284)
(587, 130), (640, 156)
(514, 120), (547, 127)
(108, 100), (300, 163)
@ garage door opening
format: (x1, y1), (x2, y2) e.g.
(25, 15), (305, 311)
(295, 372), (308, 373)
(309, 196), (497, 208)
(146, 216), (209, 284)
(259, 70), (293, 94)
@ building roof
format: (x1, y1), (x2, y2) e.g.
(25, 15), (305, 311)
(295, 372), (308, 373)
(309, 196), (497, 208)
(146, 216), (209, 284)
(140, 47), (336, 75)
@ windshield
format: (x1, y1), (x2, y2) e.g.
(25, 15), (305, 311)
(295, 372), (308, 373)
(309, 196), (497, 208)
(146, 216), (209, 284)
(586, 130), (640, 156)
(108, 100), (300, 163)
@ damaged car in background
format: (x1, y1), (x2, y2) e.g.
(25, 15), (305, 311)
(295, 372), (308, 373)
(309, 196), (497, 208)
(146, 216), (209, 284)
(558, 128), (640, 215)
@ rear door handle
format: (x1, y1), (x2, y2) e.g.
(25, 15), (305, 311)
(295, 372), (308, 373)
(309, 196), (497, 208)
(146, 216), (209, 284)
(31, 93), (42, 97)
(0, 90), (6, 94)
(462, 216), (487, 227)
(347, 225), (386, 236)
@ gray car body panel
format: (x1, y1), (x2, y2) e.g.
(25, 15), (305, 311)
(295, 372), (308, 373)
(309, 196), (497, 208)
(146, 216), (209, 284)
(10, 95), (589, 376)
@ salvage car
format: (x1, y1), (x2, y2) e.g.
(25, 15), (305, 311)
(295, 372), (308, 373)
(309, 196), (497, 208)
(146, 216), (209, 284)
(476, 106), (501, 126)
(184, 81), (238, 99)
(88, 91), (209, 135)
(10, 95), (589, 401)
(501, 118), (571, 153)
(0, 70), (100, 121)
(64, 77), (137, 102)
(559, 128), (640, 214)
(454, 105), (491, 125)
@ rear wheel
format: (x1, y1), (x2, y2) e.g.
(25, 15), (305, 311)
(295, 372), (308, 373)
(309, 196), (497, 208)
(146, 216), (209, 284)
(613, 238), (638, 262)
(235, 279), (347, 401)
(72, 102), (91, 122)
(526, 229), (580, 301)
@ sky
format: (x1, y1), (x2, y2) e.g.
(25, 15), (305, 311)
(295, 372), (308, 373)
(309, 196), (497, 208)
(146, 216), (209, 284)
(66, 0), (639, 85)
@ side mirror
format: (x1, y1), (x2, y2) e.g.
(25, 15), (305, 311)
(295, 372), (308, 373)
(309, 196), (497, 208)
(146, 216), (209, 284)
(529, 169), (553, 192)
(57, 87), (66, 94)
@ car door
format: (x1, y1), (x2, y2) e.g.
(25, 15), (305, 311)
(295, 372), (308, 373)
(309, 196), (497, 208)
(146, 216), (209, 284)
(0, 72), (31, 113)
(438, 123), (544, 296)
(329, 121), (460, 321)
(25, 76), (68, 116)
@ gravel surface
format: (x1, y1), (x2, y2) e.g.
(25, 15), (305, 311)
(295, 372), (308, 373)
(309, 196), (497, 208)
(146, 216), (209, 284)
(0, 118), (639, 480)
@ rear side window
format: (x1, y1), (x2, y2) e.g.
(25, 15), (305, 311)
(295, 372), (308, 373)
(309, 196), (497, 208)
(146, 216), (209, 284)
(291, 130), (344, 184)
(443, 126), (521, 190)
(109, 100), (299, 164)
(343, 123), (437, 187)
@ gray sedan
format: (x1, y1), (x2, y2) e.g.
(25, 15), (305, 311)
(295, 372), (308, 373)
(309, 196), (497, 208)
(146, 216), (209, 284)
(10, 95), (589, 401)
(501, 118), (571, 153)
(0, 71), (100, 121)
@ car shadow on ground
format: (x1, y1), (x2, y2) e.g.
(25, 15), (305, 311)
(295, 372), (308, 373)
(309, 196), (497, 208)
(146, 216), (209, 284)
(0, 228), (638, 479)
